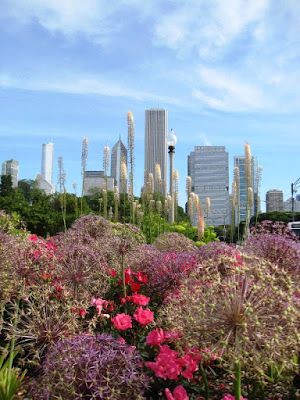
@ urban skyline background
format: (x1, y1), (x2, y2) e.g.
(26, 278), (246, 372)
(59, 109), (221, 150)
(1, 0), (299, 210)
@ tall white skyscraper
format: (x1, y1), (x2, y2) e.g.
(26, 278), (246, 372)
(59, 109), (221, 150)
(111, 138), (127, 193)
(2, 159), (19, 188)
(188, 146), (230, 226)
(41, 141), (54, 184)
(144, 109), (168, 195)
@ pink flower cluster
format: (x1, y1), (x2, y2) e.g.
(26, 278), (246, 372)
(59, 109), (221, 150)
(223, 394), (247, 400)
(165, 385), (189, 400)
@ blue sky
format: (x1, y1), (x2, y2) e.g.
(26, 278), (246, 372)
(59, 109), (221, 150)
(1, 0), (300, 210)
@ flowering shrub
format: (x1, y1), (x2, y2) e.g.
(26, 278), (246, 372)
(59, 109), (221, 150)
(158, 257), (299, 394)
(153, 232), (197, 253)
(246, 233), (300, 275)
(140, 253), (197, 300)
(70, 213), (110, 238)
(32, 333), (151, 399)
(250, 220), (298, 241)
(165, 386), (189, 400)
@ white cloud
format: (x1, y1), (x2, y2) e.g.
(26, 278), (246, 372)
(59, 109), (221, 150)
(0, 72), (180, 105)
(199, 133), (212, 146)
(193, 67), (267, 112)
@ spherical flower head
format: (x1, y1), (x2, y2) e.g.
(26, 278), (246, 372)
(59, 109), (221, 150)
(133, 307), (154, 326)
(146, 328), (165, 346)
(165, 386), (189, 400)
(130, 293), (150, 306)
(111, 313), (132, 330)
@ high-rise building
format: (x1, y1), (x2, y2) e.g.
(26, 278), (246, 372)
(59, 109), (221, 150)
(234, 156), (258, 222)
(83, 171), (114, 196)
(41, 141), (54, 185)
(284, 197), (300, 212)
(111, 138), (127, 193)
(144, 109), (168, 195)
(266, 190), (283, 212)
(1, 159), (19, 188)
(188, 146), (230, 226)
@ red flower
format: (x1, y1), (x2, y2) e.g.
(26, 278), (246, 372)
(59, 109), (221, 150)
(79, 308), (87, 317)
(137, 271), (148, 282)
(109, 269), (117, 277)
(176, 354), (198, 379)
(28, 234), (38, 242)
(111, 313), (132, 330)
(130, 293), (150, 306)
(146, 328), (165, 346)
(131, 282), (141, 292)
(133, 307), (154, 326)
(165, 386), (189, 400)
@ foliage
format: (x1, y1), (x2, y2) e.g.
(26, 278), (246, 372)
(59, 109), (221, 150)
(250, 211), (300, 224)
(0, 347), (26, 400)
(32, 333), (151, 400)
(153, 232), (197, 253)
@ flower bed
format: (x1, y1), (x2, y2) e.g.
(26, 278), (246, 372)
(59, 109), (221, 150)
(0, 215), (299, 399)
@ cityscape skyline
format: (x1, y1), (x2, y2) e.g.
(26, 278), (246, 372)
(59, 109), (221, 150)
(1, 1), (299, 211)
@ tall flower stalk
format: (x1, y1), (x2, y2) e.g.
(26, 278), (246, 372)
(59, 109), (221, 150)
(120, 157), (127, 222)
(114, 186), (119, 222)
(103, 145), (110, 219)
(205, 197), (210, 220)
(173, 170), (179, 223)
(254, 166), (263, 229)
(155, 163), (162, 200)
(231, 181), (237, 243)
(81, 138), (88, 214)
(233, 166), (240, 241)
(127, 111), (135, 223)
(58, 156), (67, 232)
(72, 182), (78, 219)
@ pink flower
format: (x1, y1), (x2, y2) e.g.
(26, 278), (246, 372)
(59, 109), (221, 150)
(109, 269), (117, 276)
(176, 354), (198, 379)
(133, 307), (154, 326)
(29, 234), (38, 242)
(131, 282), (141, 292)
(111, 313), (132, 330)
(147, 354), (180, 380)
(90, 297), (107, 316)
(146, 328), (165, 346)
(79, 308), (87, 317)
(165, 386), (189, 400)
(137, 271), (148, 282)
(130, 293), (150, 306)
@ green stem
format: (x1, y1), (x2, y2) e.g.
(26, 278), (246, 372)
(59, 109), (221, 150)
(9, 299), (20, 370)
(121, 254), (126, 298)
(235, 361), (242, 400)
(199, 363), (210, 400)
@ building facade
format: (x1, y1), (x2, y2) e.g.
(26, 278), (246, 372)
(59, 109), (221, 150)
(83, 171), (114, 196)
(284, 197), (300, 212)
(41, 142), (54, 184)
(144, 109), (168, 195)
(2, 159), (19, 188)
(234, 156), (258, 222)
(188, 146), (230, 226)
(111, 138), (127, 193)
(266, 190), (283, 212)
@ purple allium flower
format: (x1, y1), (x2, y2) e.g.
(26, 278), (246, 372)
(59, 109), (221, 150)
(246, 233), (300, 275)
(153, 232), (197, 253)
(70, 214), (111, 239)
(250, 220), (298, 241)
(32, 333), (151, 399)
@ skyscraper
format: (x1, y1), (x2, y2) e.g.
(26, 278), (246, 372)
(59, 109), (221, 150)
(234, 156), (258, 222)
(188, 146), (230, 226)
(1, 159), (19, 188)
(38, 141), (55, 194)
(83, 171), (114, 195)
(266, 190), (283, 212)
(144, 109), (168, 195)
(111, 138), (127, 193)
(41, 141), (54, 184)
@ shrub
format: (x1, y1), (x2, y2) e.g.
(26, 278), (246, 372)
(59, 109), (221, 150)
(246, 233), (300, 275)
(32, 333), (151, 399)
(250, 220), (298, 241)
(153, 232), (197, 253)
(70, 214), (110, 238)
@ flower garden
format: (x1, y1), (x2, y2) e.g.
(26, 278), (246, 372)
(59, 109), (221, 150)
(0, 213), (299, 400)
